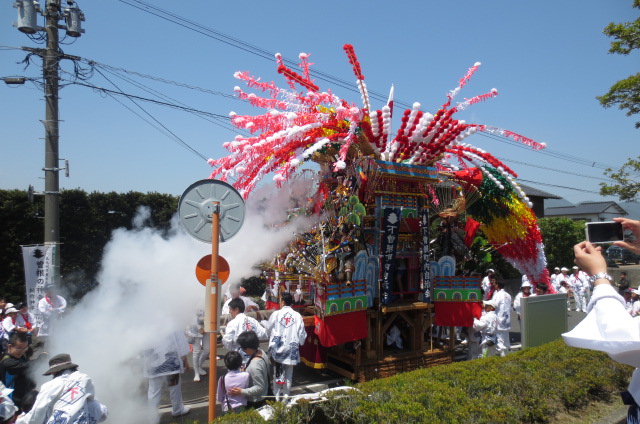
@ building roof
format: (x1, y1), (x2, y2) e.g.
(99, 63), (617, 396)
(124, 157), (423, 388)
(519, 184), (561, 199)
(545, 201), (628, 216)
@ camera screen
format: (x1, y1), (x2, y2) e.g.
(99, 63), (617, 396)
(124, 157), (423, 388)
(585, 221), (624, 243)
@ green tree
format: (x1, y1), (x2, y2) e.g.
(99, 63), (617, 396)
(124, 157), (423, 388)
(599, 155), (640, 201)
(0, 189), (178, 302)
(538, 217), (586, 270)
(596, 0), (640, 128)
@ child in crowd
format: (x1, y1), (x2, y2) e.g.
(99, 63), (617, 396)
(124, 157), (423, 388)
(216, 351), (249, 414)
(473, 299), (499, 358)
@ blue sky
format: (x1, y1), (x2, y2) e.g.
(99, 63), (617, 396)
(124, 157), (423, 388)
(1, 0), (637, 206)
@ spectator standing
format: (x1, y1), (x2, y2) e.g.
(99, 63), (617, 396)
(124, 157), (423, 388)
(36, 286), (66, 345)
(549, 267), (561, 291)
(228, 331), (271, 409)
(185, 308), (209, 382)
(558, 281), (573, 311)
(14, 304), (36, 347)
(216, 351), (249, 414)
(263, 292), (307, 402)
(513, 281), (533, 321)
(221, 284), (259, 316)
(618, 271), (631, 294)
(491, 279), (512, 356)
(16, 353), (107, 424)
(0, 333), (35, 411)
(481, 269), (495, 300)
(142, 331), (191, 422)
(1, 309), (20, 352)
(623, 289), (633, 314)
(534, 282), (549, 296)
(569, 266), (589, 312)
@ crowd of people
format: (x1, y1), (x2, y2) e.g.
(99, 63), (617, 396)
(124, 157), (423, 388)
(2, 216), (640, 422)
(469, 249), (634, 360)
(0, 287), (308, 423)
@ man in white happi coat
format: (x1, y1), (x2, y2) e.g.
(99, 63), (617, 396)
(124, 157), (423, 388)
(16, 353), (108, 424)
(143, 330), (191, 422)
(263, 292), (307, 402)
(549, 267), (562, 292)
(221, 284), (259, 316)
(481, 269), (495, 300)
(491, 279), (512, 356)
(37, 286), (66, 344)
(222, 298), (268, 363)
(568, 266), (589, 313)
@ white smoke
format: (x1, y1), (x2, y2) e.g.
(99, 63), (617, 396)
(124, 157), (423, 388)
(34, 179), (321, 422)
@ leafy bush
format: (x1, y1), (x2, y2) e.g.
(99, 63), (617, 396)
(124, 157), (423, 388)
(212, 340), (631, 424)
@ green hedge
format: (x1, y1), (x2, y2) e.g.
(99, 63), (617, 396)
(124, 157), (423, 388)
(204, 340), (631, 423)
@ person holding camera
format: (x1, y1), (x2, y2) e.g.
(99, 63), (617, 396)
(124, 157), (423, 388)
(563, 217), (640, 423)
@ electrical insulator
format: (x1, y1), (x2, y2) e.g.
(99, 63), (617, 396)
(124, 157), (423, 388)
(14, 0), (41, 34)
(64, 5), (84, 37)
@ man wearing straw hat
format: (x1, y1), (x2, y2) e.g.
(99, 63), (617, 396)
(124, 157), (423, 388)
(16, 353), (107, 424)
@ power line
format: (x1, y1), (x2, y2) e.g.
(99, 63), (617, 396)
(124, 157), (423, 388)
(116, 0), (412, 109)
(496, 156), (613, 182)
(92, 67), (209, 161)
(115, 0), (622, 174)
(476, 131), (615, 170)
(517, 179), (602, 194)
(89, 60), (239, 99)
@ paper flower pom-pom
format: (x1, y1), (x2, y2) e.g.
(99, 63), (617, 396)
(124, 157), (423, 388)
(207, 158), (215, 166)
(335, 160), (346, 170)
(290, 158), (300, 166)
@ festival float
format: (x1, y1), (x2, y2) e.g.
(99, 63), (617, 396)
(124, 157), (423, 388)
(209, 45), (551, 382)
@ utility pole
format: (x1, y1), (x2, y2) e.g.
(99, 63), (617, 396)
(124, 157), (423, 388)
(43, 0), (61, 280)
(13, 0), (85, 284)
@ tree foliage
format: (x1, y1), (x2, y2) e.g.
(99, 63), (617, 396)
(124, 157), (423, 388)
(0, 189), (178, 303)
(538, 217), (586, 270)
(600, 155), (640, 201)
(596, 0), (640, 128)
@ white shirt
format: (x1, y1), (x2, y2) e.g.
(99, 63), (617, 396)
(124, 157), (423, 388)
(563, 284), (640, 405)
(569, 272), (589, 294)
(492, 289), (512, 331)
(513, 292), (531, 317)
(37, 295), (67, 337)
(222, 313), (268, 351)
(473, 310), (498, 346)
(143, 331), (190, 378)
(16, 370), (108, 424)
(2, 316), (16, 340)
(481, 276), (492, 300)
(264, 305), (307, 365)
(221, 296), (259, 316)
(16, 311), (36, 330)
